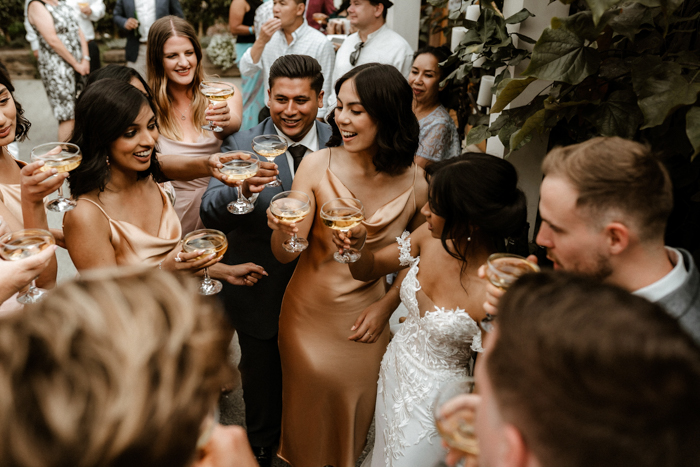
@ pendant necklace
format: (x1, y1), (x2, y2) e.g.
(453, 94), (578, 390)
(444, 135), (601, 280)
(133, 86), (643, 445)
(173, 100), (192, 121)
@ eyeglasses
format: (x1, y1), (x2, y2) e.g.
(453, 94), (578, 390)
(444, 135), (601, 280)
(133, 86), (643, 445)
(349, 41), (365, 66)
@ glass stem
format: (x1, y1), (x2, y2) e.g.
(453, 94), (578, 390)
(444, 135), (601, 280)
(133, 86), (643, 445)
(237, 182), (246, 203)
(290, 233), (298, 244)
(27, 279), (38, 295)
(202, 267), (212, 285)
(57, 182), (64, 199)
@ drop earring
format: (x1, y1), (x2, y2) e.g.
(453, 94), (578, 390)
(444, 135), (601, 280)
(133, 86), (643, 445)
(106, 156), (110, 166)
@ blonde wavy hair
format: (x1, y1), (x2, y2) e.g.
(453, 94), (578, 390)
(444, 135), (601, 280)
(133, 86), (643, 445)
(147, 16), (209, 141)
(0, 266), (235, 467)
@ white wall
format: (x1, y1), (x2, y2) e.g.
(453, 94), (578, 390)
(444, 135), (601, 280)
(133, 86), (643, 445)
(386, 0), (421, 51)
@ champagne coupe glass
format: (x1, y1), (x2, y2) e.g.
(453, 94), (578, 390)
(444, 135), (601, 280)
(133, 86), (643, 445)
(434, 377), (479, 465)
(31, 142), (82, 212)
(270, 191), (311, 253)
(220, 150), (260, 215)
(481, 253), (540, 332)
(0, 229), (55, 304)
(320, 197), (365, 263)
(182, 229), (228, 295)
(199, 80), (235, 132)
(252, 134), (287, 187)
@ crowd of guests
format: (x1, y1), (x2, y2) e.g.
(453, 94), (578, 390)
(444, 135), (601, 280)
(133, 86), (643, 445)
(1, 2), (699, 467)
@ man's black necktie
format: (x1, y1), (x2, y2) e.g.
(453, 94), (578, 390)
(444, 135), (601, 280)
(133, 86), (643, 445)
(289, 145), (307, 172)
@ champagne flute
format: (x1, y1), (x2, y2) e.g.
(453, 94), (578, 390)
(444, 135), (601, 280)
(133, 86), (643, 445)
(199, 80), (235, 132)
(481, 253), (540, 332)
(220, 150), (260, 215)
(182, 229), (228, 295)
(270, 191), (311, 253)
(434, 377), (479, 465)
(320, 197), (365, 263)
(31, 142), (82, 212)
(0, 229), (55, 304)
(252, 134), (287, 187)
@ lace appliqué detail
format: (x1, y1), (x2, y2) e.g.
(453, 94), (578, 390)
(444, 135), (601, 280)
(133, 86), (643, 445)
(396, 231), (414, 267)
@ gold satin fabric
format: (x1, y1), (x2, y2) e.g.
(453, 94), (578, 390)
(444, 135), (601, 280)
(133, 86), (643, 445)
(0, 160), (26, 226)
(76, 183), (182, 266)
(278, 158), (418, 467)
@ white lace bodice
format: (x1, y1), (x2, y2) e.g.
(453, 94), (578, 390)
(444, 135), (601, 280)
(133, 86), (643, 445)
(367, 232), (483, 467)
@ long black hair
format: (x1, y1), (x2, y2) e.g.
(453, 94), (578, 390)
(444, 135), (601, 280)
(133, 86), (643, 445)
(0, 63), (30, 142)
(426, 153), (527, 270)
(68, 79), (164, 198)
(327, 63), (418, 176)
(86, 64), (153, 101)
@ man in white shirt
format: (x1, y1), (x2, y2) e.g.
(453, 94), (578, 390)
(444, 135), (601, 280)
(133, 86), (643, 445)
(113, 0), (184, 79)
(482, 136), (700, 344)
(239, 0), (335, 119)
(328, 0), (413, 107)
(25, 0), (104, 71)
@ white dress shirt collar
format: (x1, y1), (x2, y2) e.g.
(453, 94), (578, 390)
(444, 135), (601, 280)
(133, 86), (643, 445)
(633, 247), (689, 302)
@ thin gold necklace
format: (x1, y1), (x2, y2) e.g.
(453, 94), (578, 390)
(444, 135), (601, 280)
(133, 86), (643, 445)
(172, 101), (192, 121)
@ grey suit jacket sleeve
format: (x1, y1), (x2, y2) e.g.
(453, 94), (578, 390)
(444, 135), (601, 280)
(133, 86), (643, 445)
(169, 0), (184, 18)
(113, 0), (129, 29)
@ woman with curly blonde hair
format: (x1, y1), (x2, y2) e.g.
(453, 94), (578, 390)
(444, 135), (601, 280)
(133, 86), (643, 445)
(148, 16), (243, 234)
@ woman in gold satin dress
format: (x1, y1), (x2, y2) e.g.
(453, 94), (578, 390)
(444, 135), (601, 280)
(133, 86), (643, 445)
(268, 64), (429, 467)
(64, 80), (264, 286)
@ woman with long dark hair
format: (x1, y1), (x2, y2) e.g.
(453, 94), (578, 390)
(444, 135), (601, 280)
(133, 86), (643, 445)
(63, 80), (262, 286)
(340, 153), (527, 467)
(267, 63), (429, 467)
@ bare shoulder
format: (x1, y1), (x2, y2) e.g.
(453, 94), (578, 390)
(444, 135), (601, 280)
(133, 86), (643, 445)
(294, 147), (330, 185)
(63, 196), (110, 237)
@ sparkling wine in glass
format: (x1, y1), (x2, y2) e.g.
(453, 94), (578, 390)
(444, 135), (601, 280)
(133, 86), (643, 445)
(252, 134), (287, 188)
(320, 197), (365, 263)
(220, 151), (260, 215)
(481, 253), (540, 331)
(182, 229), (228, 295)
(0, 229), (55, 304)
(270, 191), (311, 253)
(434, 377), (480, 462)
(199, 81), (235, 133)
(31, 142), (82, 212)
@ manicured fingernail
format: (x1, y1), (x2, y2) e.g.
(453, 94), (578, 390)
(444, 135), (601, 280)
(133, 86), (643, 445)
(208, 254), (215, 259)
(263, 271), (268, 276)
(197, 250), (205, 255)
(351, 325), (356, 330)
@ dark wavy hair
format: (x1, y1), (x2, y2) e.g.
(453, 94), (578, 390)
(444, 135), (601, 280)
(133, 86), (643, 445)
(412, 45), (455, 108)
(426, 153), (527, 271)
(0, 64), (30, 142)
(86, 64), (153, 101)
(68, 79), (164, 198)
(327, 63), (418, 176)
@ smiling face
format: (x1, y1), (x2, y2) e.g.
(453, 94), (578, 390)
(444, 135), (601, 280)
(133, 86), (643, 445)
(268, 77), (323, 142)
(0, 85), (17, 146)
(162, 34), (197, 87)
(347, 0), (383, 29)
(536, 175), (613, 280)
(273, 0), (305, 30)
(409, 53), (441, 107)
(109, 104), (159, 173)
(334, 79), (378, 154)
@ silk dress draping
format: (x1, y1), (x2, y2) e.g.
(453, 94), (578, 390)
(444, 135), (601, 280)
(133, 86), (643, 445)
(0, 160), (27, 316)
(278, 153), (419, 467)
(76, 183), (181, 266)
(158, 134), (221, 236)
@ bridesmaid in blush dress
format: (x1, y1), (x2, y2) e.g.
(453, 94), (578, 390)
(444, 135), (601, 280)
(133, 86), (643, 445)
(268, 64), (429, 467)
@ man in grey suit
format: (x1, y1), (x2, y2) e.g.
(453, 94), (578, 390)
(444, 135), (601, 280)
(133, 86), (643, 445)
(200, 55), (332, 467)
(113, 0), (184, 78)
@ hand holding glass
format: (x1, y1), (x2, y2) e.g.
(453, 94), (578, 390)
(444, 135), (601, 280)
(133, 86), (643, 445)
(434, 377), (480, 462)
(481, 253), (540, 331)
(220, 151), (260, 215)
(200, 81), (234, 132)
(0, 229), (55, 304)
(31, 142), (82, 212)
(182, 229), (228, 295)
(252, 134), (287, 188)
(320, 197), (365, 263)
(270, 191), (311, 253)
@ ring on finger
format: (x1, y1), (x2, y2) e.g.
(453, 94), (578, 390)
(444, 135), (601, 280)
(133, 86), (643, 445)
(175, 252), (183, 263)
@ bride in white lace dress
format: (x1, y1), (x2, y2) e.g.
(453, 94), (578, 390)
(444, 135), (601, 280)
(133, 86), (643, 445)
(335, 154), (528, 467)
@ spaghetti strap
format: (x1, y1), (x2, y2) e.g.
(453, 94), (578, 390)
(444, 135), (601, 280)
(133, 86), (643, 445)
(77, 197), (111, 219)
(327, 147), (332, 169)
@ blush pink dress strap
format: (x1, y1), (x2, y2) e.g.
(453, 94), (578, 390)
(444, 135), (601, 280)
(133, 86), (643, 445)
(278, 150), (419, 467)
(158, 134), (222, 236)
(76, 184), (182, 266)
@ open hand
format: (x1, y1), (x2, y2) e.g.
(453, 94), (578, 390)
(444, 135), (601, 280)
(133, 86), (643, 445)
(348, 298), (392, 343)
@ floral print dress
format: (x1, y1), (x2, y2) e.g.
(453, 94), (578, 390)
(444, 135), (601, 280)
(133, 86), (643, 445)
(31, 0), (82, 121)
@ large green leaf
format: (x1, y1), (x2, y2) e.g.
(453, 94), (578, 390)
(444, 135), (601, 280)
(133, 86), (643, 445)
(685, 106), (700, 160)
(491, 77), (538, 113)
(522, 25), (601, 85)
(635, 0), (684, 15)
(505, 8), (534, 25)
(466, 125), (491, 146)
(551, 9), (621, 42)
(584, 0), (624, 25)
(509, 109), (547, 152)
(632, 57), (700, 128)
(591, 89), (643, 138)
(608, 3), (656, 41)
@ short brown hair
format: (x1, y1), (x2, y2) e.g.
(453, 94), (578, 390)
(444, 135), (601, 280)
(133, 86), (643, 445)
(542, 136), (673, 241)
(0, 267), (235, 467)
(488, 271), (700, 467)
